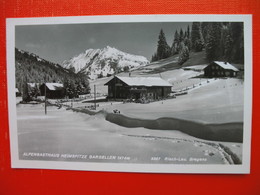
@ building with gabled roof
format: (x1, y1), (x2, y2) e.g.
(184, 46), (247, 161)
(39, 83), (65, 99)
(204, 61), (239, 78)
(104, 76), (172, 101)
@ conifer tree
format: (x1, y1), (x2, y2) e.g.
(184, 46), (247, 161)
(174, 30), (180, 42)
(179, 28), (184, 42)
(171, 30), (180, 55)
(178, 42), (189, 65)
(220, 23), (233, 62)
(191, 22), (203, 52)
(187, 25), (190, 39)
(230, 22), (244, 63)
(205, 22), (222, 61)
(201, 22), (210, 42)
(151, 53), (158, 62)
(184, 25), (191, 50)
(156, 29), (171, 60)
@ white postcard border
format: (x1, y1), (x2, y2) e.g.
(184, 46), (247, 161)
(7, 14), (252, 174)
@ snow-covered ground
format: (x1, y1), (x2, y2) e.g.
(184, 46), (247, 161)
(17, 104), (242, 164)
(16, 63), (244, 164)
(89, 77), (243, 123)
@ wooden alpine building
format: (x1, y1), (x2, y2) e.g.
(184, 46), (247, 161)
(104, 76), (172, 101)
(204, 61), (239, 78)
(39, 83), (65, 99)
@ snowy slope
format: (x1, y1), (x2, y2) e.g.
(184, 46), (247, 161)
(62, 46), (150, 80)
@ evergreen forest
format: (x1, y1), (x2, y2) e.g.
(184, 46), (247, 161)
(15, 48), (90, 99)
(152, 22), (244, 65)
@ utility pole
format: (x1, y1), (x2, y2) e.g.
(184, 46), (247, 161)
(94, 84), (96, 110)
(114, 77), (116, 101)
(44, 83), (47, 115)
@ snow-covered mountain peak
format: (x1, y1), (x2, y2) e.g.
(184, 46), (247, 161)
(104, 45), (114, 50)
(61, 46), (150, 80)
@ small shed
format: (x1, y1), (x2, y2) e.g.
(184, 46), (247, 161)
(15, 88), (20, 96)
(204, 61), (239, 78)
(104, 76), (172, 101)
(40, 83), (65, 99)
(27, 83), (40, 97)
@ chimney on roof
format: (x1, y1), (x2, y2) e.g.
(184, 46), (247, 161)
(224, 61), (227, 64)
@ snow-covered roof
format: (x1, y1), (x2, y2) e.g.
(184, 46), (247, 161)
(212, 61), (239, 71)
(106, 76), (172, 87)
(45, 83), (64, 90)
(27, 83), (39, 88)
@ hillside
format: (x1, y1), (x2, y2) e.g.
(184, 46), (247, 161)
(135, 50), (208, 75)
(181, 50), (208, 67)
(61, 46), (149, 80)
(15, 48), (90, 94)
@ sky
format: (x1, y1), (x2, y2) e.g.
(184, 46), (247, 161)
(15, 22), (191, 64)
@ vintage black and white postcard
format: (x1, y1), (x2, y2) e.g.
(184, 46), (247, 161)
(7, 15), (252, 173)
